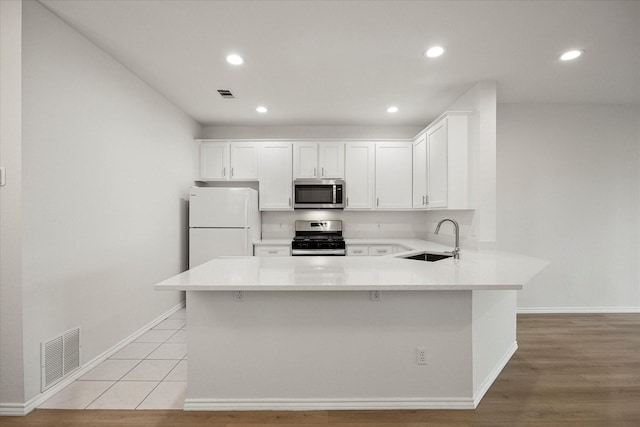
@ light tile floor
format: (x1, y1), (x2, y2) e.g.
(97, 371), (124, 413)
(39, 307), (187, 410)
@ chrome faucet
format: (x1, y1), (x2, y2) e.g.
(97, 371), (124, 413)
(435, 218), (460, 259)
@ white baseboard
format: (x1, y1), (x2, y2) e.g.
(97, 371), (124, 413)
(517, 307), (640, 314)
(184, 397), (475, 411)
(472, 341), (518, 408)
(0, 402), (29, 417)
(0, 301), (185, 417)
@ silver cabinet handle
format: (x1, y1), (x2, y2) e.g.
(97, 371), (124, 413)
(422, 195), (426, 205)
(346, 197), (349, 207)
(289, 197), (291, 207)
(314, 167), (317, 177)
(267, 250), (278, 254)
(322, 167), (325, 176)
(377, 197), (380, 207)
(231, 167), (234, 177)
(223, 167), (226, 177)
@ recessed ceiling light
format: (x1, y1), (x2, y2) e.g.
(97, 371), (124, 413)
(226, 54), (244, 65)
(387, 106), (399, 113)
(560, 49), (584, 61)
(425, 46), (445, 58)
(256, 106), (268, 113)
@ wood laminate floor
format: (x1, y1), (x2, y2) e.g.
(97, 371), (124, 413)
(1, 313), (638, 426)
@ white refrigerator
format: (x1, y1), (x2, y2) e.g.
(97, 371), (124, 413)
(189, 187), (261, 268)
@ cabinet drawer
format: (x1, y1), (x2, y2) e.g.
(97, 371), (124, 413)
(369, 245), (393, 256)
(254, 246), (291, 257)
(347, 246), (369, 256)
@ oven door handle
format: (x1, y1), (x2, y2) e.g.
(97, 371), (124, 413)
(291, 249), (346, 256)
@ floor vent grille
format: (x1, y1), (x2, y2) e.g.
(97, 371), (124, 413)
(41, 327), (81, 391)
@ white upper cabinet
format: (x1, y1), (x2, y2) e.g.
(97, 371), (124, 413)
(258, 142), (293, 211)
(344, 142), (375, 209)
(423, 111), (471, 210)
(293, 142), (345, 179)
(318, 142), (345, 179)
(200, 141), (258, 181)
(426, 120), (449, 208)
(230, 142), (259, 180)
(412, 134), (428, 209)
(200, 142), (229, 180)
(375, 141), (413, 209)
(293, 142), (318, 178)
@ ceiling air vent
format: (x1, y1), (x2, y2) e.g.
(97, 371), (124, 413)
(217, 89), (235, 99)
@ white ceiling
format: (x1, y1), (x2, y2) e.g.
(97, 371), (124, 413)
(39, 0), (640, 127)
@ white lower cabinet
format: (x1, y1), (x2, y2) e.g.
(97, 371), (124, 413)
(369, 245), (393, 256)
(258, 142), (293, 211)
(346, 246), (369, 256)
(254, 245), (291, 256)
(347, 245), (395, 256)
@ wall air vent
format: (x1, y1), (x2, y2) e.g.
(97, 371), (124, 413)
(41, 327), (81, 391)
(217, 89), (236, 99)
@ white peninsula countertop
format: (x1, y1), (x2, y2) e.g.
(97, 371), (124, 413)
(154, 240), (548, 292)
(155, 239), (549, 411)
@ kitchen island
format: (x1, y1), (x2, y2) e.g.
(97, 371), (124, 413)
(155, 242), (547, 411)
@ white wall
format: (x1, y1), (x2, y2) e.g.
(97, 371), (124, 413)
(200, 125), (422, 140)
(18, 0), (200, 402)
(0, 0), (25, 409)
(497, 104), (640, 311)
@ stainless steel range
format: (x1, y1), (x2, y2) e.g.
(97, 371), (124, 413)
(291, 220), (346, 256)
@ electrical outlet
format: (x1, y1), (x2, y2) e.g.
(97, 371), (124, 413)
(416, 347), (428, 365)
(234, 290), (245, 302)
(370, 290), (382, 301)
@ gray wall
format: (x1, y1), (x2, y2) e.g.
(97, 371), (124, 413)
(16, 0), (200, 403)
(497, 103), (640, 311)
(0, 0), (25, 408)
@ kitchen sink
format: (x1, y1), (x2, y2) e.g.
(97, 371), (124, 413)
(401, 252), (453, 262)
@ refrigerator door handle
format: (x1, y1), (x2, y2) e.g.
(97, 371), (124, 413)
(245, 193), (250, 226)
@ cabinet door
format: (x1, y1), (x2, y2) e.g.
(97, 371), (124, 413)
(344, 142), (375, 209)
(412, 134), (427, 208)
(230, 142), (258, 180)
(318, 142), (345, 178)
(254, 246), (291, 256)
(427, 119), (448, 208)
(375, 142), (413, 209)
(259, 143), (293, 210)
(293, 142), (318, 178)
(346, 246), (369, 256)
(200, 142), (230, 180)
(369, 245), (393, 256)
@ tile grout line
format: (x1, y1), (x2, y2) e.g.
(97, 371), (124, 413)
(134, 321), (185, 410)
(135, 358), (183, 409)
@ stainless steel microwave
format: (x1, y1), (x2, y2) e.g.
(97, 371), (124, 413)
(293, 179), (345, 209)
